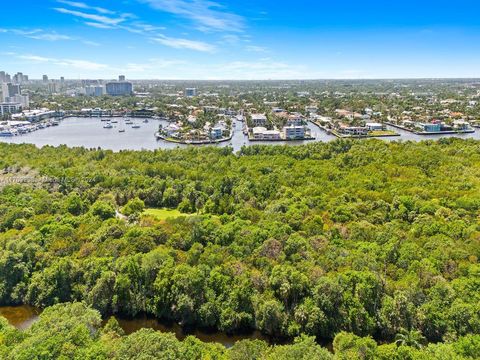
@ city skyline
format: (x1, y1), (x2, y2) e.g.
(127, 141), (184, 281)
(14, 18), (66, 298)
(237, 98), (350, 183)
(1, 0), (480, 79)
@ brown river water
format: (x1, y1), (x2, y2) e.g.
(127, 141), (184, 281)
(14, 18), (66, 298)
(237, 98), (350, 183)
(0, 305), (271, 348)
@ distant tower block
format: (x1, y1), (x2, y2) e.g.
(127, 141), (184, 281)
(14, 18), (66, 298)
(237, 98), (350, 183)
(119, 75), (126, 81)
(185, 88), (197, 97)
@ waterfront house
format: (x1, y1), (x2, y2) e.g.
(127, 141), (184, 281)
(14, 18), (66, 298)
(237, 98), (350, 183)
(252, 126), (281, 140)
(338, 124), (369, 136)
(286, 114), (304, 126)
(130, 108), (154, 118)
(164, 123), (181, 137)
(251, 114), (267, 127)
(417, 123), (441, 132)
(210, 127), (223, 139)
(365, 122), (385, 131)
(283, 125), (305, 139)
(453, 120), (471, 130)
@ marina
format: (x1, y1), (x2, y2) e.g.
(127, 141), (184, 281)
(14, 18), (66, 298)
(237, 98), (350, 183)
(0, 116), (479, 152)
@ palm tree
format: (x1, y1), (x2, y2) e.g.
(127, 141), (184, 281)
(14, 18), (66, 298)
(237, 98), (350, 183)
(395, 328), (426, 349)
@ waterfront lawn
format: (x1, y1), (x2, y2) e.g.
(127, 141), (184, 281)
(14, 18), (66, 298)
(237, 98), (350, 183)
(369, 130), (398, 137)
(143, 208), (190, 220)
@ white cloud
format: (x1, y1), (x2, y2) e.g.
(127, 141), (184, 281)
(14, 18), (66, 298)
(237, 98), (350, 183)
(84, 22), (115, 29)
(56, 0), (114, 15)
(18, 55), (51, 62)
(16, 53), (107, 71)
(124, 59), (185, 72)
(245, 45), (268, 53)
(131, 22), (166, 32)
(139, 0), (245, 32)
(1, 29), (72, 41)
(58, 59), (108, 70)
(217, 59), (310, 79)
(221, 34), (240, 44)
(1, 27), (102, 49)
(82, 40), (100, 46)
(52, 2), (227, 54)
(27, 33), (73, 41)
(152, 35), (215, 52)
(54, 8), (127, 26)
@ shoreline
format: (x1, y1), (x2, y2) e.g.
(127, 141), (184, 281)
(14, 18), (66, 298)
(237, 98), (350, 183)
(310, 120), (400, 138)
(247, 136), (316, 142)
(155, 132), (233, 145)
(386, 122), (476, 135)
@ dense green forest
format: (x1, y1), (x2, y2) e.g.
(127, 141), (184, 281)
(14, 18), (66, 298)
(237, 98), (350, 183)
(0, 139), (479, 359)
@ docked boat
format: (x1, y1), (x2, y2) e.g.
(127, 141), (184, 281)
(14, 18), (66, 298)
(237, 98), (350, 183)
(111, 120), (118, 124)
(143, 119), (149, 123)
(0, 129), (15, 137)
(131, 124), (141, 129)
(118, 129), (125, 133)
(125, 120), (133, 125)
(103, 123), (113, 129)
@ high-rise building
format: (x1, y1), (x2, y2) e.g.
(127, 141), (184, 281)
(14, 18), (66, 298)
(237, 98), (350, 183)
(185, 88), (197, 97)
(13, 72), (25, 84)
(105, 81), (133, 96)
(5, 74), (11, 83)
(47, 82), (57, 94)
(0, 102), (22, 116)
(119, 75), (125, 81)
(1, 83), (21, 101)
(85, 85), (105, 97)
(42, 75), (48, 83)
(0, 71), (6, 83)
(6, 94), (29, 108)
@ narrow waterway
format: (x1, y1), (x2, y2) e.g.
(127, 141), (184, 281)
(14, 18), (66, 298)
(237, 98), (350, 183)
(2, 117), (478, 153)
(0, 305), (272, 348)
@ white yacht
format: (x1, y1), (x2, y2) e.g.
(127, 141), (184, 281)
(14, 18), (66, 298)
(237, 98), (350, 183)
(0, 129), (16, 137)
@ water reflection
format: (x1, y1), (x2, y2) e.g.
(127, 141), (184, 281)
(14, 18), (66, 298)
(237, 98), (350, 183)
(0, 305), (270, 348)
(110, 314), (270, 348)
(0, 305), (40, 330)
(2, 117), (476, 153)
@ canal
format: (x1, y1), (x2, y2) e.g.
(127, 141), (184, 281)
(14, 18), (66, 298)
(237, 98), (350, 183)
(0, 305), (272, 348)
(2, 117), (478, 153)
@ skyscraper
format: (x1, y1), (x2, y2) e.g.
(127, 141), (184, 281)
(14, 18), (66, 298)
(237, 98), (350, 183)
(43, 75), (48, 83)
(119, 75), (126, 81)
(1, 83), (21, 101)
(185, 88), (197, 97)
(106, 81), (133, 96)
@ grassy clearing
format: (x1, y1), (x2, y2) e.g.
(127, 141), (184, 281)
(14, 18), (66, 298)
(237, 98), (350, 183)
(143, 208), (190, 220)
(369, 130), (399, 136)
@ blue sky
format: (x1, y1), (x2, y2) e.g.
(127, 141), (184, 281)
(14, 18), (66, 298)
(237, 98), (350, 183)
(1, 0), (480, 79)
